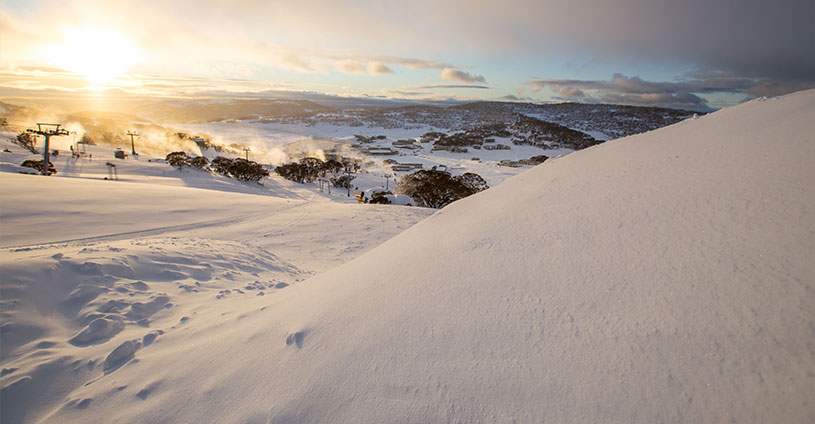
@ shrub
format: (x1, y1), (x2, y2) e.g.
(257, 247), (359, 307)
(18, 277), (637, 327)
(211, 156), (233, 175)
(299, 157), (325, 181)
(21, 159), (56, 175)
(165, 151), (189, 169)
(323, 159), (344, 174)
(396, 169), (488, 208)
(330, 174), (356, 189)
(275, 157), (326, 183)
(211, 156), (268, 182)
(456, 172), (489, 193)
(14, 132), (38, 154)
(275, 162), (306, 183)
(189, 156), (210, 169)
(227, 158), (269, 182)
(369, 191), (392, 204)
(343, 161), (360, 173)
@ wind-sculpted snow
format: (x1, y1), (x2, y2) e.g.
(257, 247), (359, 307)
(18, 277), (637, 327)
(0, 234), (309, 421)
(0, 160), (432, 423)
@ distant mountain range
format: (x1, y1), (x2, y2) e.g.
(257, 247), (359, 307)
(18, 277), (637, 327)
(1, 97), (699, 153)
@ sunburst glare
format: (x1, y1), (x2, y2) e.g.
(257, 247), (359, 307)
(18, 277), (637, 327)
(47, 27), (142, 87)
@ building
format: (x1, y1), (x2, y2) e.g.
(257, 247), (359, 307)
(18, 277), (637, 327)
(363, 147), (398, 155)
(390, 162), (424, 172)
(392, 139), (420, 149)
(498, 160), (521, 167)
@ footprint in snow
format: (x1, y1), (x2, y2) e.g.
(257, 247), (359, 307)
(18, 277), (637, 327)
(142, 330), (163, 346)
(64, 398), (92, 410)
(103, 339), (141, 373)
(130, 281), (149, 291)
(136, 380), (162, 400)
(285, 331), (305, 348)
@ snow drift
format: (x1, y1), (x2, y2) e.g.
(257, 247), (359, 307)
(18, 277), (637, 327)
(3, 90), (815, 423)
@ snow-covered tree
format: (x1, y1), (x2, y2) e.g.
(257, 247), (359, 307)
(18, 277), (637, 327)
(166, 151), (189, 169)
(396, 169), (488, 208)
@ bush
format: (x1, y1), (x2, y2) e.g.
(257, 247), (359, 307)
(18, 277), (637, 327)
(275, 157), (327, 183)
(21, 159), (56, 175)
(299, 157), (325, 181)
(211, 156), (269, 182)
(396, 169), (488, 208)
(369, 191), (392, 204)
(14, 132), (38, 154)
(323, 159), (344, 174)
(456, 172), (489, 193)
(211, 156), (233, 175)
(166, 152), (211, 170)
(330, 174), (356, 189)
(528, 155), (549, 164)
(343, 161), (360, 173)
(189, 156), (210, 169)
(228, 158), (269, 182)
(275, 162), (307, 183)
(166, 151), (189, 169)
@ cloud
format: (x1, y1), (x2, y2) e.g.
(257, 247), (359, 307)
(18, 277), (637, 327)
(498, 94), (534, 102)
(530, 70), (815, 107)
(214, 64), (254, 79)
(335, 60), (366, 74)
(681, 69), (815, 98)
(333, 60), (393, 75)
(2, 0), (811, 107)
(170, 0), (812, 83)
(527, 73), (729, 109)
(280, 53), (314, 72)
(551, 86), (587, 99)
(416, 84), (490, 89)
(383, 57), (453, 70)
(322, 54), (452, 71)
(440, 68), (486, 84)
(600, 92), (708, 109)
(381, 89), (430, 98)
(367, 62), (393, 75)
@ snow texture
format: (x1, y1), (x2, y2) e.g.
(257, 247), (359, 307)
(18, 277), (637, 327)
(1, 90), (814, 423)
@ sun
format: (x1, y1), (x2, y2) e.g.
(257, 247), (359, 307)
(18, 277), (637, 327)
(49, 27), (142, 87)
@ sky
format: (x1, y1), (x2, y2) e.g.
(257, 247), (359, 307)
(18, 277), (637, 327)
(1, 0), (813, 110)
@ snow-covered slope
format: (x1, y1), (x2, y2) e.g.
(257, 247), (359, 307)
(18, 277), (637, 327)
(0, 154), (433, 423)
(4, 90), (815, 423)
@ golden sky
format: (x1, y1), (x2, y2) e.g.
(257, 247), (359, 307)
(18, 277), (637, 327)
(1, 0), (813, 109)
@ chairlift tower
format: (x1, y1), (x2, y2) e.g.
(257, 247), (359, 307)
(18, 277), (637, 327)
(70, 131), (77, 155)
(243, 147), (251, 161)
(127, 131), (139, 155)
(27, 123), (68, 175)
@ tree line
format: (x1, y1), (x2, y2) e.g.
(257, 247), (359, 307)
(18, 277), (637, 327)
(275, 157), (359, 189)
(166, 151), (269, 183)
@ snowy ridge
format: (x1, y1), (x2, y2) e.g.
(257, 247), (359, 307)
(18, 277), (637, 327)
(2, 90), (815, 423)
(216, 90), (814, 422)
